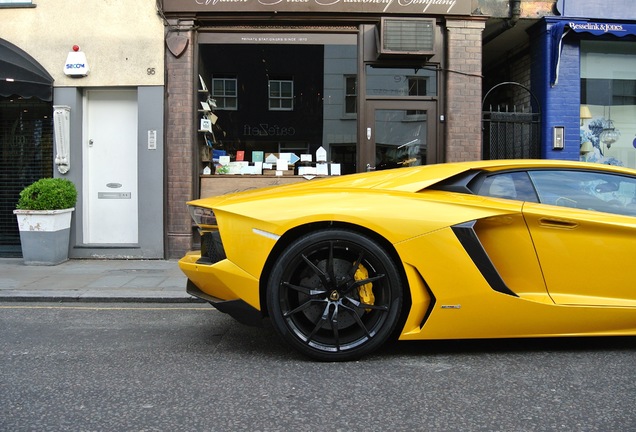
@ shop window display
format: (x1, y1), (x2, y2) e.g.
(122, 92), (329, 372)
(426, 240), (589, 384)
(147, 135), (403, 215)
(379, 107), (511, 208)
(198, 42), (358, 175)
(580, 40), (636, 169)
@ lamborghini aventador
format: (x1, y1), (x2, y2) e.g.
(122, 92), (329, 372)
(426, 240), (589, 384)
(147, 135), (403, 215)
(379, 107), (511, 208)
(179, 160), (636, 361)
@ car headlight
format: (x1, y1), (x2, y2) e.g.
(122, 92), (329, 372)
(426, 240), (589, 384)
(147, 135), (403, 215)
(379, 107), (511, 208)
(189, 205), (218, 230)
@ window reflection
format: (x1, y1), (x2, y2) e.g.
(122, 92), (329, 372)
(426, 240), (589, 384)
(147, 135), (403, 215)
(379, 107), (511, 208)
(366, 65), (437, 97)
(580, 40), (636, 169)
(199, 41), (358, 175)
(529, 170), (636, 216)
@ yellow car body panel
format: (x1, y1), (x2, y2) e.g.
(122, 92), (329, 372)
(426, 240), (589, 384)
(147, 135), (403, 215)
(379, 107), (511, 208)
(211, 189), (517, 279)
(523, 202), (636, 307)
(395, 226), (636, 340)
(180, 251), (261, 309)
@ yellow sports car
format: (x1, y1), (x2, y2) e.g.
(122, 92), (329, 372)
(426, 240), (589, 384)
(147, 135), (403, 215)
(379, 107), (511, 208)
(179, 160), (636, 361)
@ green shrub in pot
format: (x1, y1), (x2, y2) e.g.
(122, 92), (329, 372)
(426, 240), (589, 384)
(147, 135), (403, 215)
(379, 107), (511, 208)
(14, 178), (78, 265)
(16, 178), (77, 210)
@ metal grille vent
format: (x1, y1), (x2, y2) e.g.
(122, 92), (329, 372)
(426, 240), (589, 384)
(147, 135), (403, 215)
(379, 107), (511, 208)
(379, 18), (435, 56)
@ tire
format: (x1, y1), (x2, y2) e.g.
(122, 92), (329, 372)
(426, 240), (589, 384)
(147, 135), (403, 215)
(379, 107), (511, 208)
(266, 229), (404, 361)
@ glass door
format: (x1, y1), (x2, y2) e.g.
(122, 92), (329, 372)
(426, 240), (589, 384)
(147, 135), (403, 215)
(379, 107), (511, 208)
(364, 100), (437, 171)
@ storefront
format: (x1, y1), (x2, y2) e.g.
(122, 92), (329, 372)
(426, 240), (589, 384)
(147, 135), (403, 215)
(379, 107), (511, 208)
(0, 38), (54, 256)
(161, 0), (486, 257)
(530, 1), (636, 168)
(1, 1), (165, 260)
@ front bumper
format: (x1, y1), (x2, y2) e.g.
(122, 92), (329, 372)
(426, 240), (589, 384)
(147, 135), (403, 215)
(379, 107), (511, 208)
(178, 251), (263, 315)
(186, 280), (264, 326)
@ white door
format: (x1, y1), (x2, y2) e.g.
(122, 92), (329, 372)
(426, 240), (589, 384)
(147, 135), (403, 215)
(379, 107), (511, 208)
(84, 89), (138, 244)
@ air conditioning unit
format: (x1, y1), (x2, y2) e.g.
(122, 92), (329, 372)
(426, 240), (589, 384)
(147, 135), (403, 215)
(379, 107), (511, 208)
(378, 18), (435, 57)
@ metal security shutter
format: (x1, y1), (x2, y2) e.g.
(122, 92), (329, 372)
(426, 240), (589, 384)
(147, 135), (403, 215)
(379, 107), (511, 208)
(0, 97), (53, 256)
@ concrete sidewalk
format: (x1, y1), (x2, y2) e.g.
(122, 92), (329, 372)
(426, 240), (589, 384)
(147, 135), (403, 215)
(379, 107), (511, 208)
(0, 258), (199, 303)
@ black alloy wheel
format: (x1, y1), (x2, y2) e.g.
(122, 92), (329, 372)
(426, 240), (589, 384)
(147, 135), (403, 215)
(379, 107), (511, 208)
(267, 229), (404, 361)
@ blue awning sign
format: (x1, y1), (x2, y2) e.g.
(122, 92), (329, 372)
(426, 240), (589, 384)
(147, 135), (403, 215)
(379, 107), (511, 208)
(550, 20), (636, 86)
(567, 21), (636, 37)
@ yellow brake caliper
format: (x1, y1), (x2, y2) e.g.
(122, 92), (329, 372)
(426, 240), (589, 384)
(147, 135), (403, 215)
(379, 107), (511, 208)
(355, 265), (375, 312)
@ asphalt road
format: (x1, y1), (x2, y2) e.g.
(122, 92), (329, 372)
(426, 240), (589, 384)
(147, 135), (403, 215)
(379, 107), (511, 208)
(1, 303), (635, 432)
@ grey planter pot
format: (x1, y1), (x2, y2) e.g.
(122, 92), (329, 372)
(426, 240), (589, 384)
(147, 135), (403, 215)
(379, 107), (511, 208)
(13, 208), (74, 265)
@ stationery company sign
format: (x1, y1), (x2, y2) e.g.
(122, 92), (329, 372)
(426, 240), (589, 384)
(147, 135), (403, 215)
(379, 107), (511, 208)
(163, 0), (472, 15)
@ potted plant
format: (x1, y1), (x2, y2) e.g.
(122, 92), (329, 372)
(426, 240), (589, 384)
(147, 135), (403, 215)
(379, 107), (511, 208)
(13, 177), (77, 265)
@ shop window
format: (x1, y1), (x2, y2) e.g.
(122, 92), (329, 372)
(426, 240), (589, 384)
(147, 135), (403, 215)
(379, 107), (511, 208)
(198, 40), (357, 176)
(408, 77), (427, 96)
(212, 77), (238, 110)
(366, 65), (437, 97)
(345, 75), (357, 115)
(580, 40), (636, 169)
(269, 79), (294, 111)
(405, 77), (428, 118)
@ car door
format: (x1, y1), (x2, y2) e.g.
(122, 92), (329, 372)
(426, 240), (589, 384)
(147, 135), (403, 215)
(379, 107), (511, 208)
(523, 169), (636, 307)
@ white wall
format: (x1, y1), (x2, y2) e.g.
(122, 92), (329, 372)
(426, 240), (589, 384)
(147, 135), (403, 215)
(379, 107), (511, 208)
(0, 0), (164, 86)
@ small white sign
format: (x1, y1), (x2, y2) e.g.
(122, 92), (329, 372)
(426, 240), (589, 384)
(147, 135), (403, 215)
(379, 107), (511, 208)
(316, 146), (327, 162)
(316, 163), (329, 175)
(299, 166), (317, 176)
(200, 119), (212, 132)
(147, 130), (157, 150)
(64, 51), (89, 77)
(276, 158), (288, 171)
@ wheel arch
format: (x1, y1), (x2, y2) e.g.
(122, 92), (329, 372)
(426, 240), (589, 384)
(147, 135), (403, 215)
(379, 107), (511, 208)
(259, 221), (412, 327)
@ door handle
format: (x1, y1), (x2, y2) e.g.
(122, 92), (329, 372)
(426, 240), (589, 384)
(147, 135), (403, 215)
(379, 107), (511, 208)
(538, 218), (578, 229)
(88, 139), (94, 147)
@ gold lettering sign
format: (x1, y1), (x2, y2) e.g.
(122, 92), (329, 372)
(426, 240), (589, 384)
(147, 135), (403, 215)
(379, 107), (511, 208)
(162, 0), (472, 15)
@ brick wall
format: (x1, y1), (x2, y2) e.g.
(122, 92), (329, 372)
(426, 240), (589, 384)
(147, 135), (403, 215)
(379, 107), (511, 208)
(165, 24), (195, 258)
(445, 19), (486, 162)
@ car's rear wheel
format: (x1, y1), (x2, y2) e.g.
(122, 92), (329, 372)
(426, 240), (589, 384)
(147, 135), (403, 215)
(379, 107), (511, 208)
(267, 229), (404, 361)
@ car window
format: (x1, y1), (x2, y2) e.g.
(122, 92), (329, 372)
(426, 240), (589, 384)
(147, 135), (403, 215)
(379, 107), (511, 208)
(528, 170), (636, 216)
(475, 171), (538, 202)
